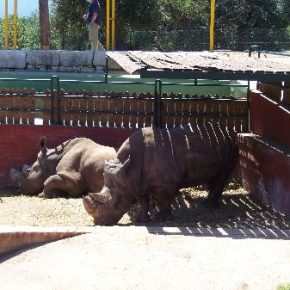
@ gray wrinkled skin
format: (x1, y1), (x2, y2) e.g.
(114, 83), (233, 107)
(83, 123), (238, 225)
(11, 138), (117, 198)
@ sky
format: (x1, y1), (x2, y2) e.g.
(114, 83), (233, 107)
(0, 0), (51, 18)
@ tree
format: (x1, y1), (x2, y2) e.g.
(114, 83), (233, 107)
(214, 0), (290, 50)
(39, 0), (51, 49)
(18, 13), (40, 49)
(0, 14), (40, 49)
(49, 0), (290, 51)
(50, 0), (89, 50)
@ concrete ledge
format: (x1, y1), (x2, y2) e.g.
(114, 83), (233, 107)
(0, 50), (26, 69)
(93, 50), (107, 67)
(27, 50), (60, 67)
(58, 50), (94, 67)
(0, 226), (86, 255)
(0, 50), (111, 72)
(1, 225), (290, 256)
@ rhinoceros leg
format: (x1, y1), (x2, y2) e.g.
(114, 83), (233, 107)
(40, 171), (83, 198)
(136, 194), (151, 223)
(154, 187), (177, 221)
(206, 168), (233, 206)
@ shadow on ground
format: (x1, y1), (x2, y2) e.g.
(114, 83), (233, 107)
(126, 182), (290, 231)
(1, 182), (290, 232)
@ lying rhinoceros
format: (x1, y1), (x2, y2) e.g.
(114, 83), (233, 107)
(10, 137), (117, 198)
(83, 123), (239, 225)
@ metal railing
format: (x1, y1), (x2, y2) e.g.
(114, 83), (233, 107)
(0, 75), (248, 131)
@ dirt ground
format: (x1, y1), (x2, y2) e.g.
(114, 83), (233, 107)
(1, 181), (290, 229)
(2, 181), (290, 290)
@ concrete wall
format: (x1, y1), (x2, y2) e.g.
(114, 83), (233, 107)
(0, 124), (133, 187)
(0, 50), (121, 73)
(238, 91), (290, 216)
(250, 90), (290, 149)
(238, 133), (290, 215)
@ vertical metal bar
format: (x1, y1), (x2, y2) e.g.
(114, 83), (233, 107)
(111, 0), (116, 50)
(209, 0), (216, 51)
(105, 56), (108, 83)
(154, 79), (162, 128)
(50, 76), (60, 125)
(106, 0), (110, 50)
(5, 0), (9, 49)
(13, 0), (17, 49)
(247, 80), (250, 132)
(50, 77), (54, 124)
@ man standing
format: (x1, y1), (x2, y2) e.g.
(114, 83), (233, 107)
(86, 0), (104, 51)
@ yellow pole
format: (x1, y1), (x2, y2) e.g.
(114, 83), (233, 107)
(111, 0), (115, 50)
(5, 0), (9, 49)
(106, 0), (110, 50)
(13, 0), (18, 49)
(209, 0), (216, 51)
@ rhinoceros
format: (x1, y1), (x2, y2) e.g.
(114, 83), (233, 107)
(10, 137), (117, 198)
(83, 123), (239, 225)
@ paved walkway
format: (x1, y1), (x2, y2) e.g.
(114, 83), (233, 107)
(1, 226), (290, 290)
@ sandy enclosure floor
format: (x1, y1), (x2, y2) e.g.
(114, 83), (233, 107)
(1, 182), (290, 229)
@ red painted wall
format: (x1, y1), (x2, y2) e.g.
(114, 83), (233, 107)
(238, 133), (290, 215)
(250, 91), (290, 149)
(0, 125), (134, 187)
(239, 90), (290, 216)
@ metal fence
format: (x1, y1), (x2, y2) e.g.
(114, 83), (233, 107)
(129, 28), (290, 51)
(0, 77), (248, 132)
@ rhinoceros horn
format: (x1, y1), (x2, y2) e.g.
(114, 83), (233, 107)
(88, 191), (112, 204)
(10, 168), (23, 184)
(83, 195), (96, 214)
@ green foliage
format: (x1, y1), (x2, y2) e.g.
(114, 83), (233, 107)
(18, 13), (40, 49)
(158, 0), (208, 29)
(50, 0), (92, 49)
(117, 0), (160, 29)
(277, 283), (290, 290)
(1, 0), (290, 50)
(0, 14), (40, 49)
(215, 0), (289, 29)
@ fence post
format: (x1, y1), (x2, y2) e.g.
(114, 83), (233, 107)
(105, 56), (108, 83)
(247, 80), (250, 132)
(153, 79), (162, 128)
(50, 76), (60, 125)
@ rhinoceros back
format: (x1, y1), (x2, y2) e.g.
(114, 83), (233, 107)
(132, 123), (238, 190)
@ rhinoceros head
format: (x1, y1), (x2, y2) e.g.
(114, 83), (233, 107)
(83, 159), (133, 225)
(10, 136), (50, 195)
(10, 162), (44, 195)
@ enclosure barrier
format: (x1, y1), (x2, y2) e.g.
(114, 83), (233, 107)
(257, 81), (290, 109)
(0, 78), (248, 132)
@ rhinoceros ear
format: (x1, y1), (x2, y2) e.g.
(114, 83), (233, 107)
(39, 136), (47, 148)
(39, 136), (48, 156)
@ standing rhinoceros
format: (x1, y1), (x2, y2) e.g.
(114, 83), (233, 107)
(10, 137), (117, 198)
(83, 123), (239, 225)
